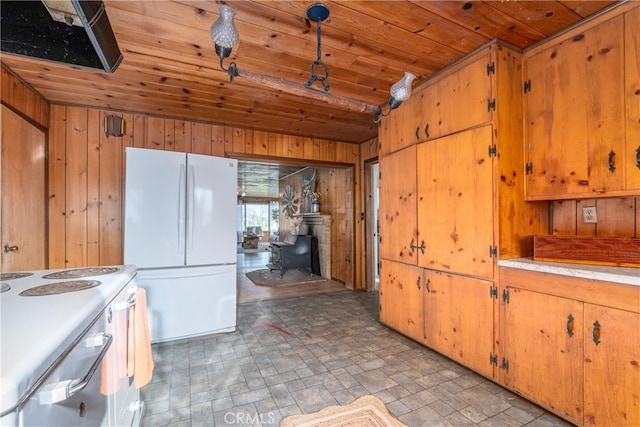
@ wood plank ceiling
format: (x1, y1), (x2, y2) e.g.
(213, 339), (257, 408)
(1, 1), (618, 145)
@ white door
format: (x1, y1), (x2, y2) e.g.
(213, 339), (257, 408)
(124, 148), (186, 268)
(186, 154), (237, 266)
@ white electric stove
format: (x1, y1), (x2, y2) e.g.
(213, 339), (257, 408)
(0, 265), (143, 426)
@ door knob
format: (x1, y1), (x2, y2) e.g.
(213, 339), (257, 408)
(3, 244), (19, 253)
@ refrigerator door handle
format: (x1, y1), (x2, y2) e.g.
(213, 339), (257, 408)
(187, 163), (195, 257)
(178, 164), (186, 257)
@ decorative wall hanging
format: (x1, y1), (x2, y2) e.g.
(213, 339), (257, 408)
(281, 185), (299, 219)
(302, 169), (316, 213)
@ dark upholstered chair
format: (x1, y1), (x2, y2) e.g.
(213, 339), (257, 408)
(267, 235), (313, 277)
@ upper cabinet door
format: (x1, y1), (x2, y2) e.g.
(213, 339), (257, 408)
(417, 125), (494, 279)
(525, 16), (625, 199)
(625, 7), (640, 191)
(378, 88), (426, 156)
(423, 50), (493, 141)
(378, 145), (418, 265)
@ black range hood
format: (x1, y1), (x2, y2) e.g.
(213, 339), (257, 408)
(1, 0), (122, 72)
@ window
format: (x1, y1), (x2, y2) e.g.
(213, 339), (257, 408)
(237, 202), (270, 232)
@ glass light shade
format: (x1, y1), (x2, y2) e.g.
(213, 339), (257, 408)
(389, 71), (416, 103)
(210, 5), (239, 57)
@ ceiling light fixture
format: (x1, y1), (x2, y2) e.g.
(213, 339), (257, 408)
(210, 3), (415, 123)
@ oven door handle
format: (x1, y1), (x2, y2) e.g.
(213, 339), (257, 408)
(38, 333), (113, 404)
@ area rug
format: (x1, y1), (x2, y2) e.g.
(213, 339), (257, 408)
(280, 395), (406, 427)
(245, 268), (327, 287)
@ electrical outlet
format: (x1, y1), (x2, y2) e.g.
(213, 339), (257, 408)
(582, 206), (598, 224)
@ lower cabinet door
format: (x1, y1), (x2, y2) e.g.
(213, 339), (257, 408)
(583, 304), (640, 427)
(379, 260), (424, 342)
(502, 287), (584, 424)
(424, 271), (495, 378)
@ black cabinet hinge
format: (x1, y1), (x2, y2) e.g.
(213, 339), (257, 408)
(501, 358), (509, 372)
(378, 171), (382, 180)
(489, 245), (498, 257)
(488, 145), (497, 157)
(490, 286), (498, 299)
(502, 289), (510, 303)
(487, 98), (496, 111)
(487, 62), (495, 75)
(525, 162), (533, 175)
(490, 353), (498, 366)
(524, 80), (532, 93)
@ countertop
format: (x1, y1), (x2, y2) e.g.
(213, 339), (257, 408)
(498, 258), (639, 287)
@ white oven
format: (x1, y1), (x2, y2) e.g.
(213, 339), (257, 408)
(0, 266), (144, 427)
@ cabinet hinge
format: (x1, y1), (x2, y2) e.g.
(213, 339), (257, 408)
(525, 162), (533, 175)
(489, 353), (498, 366)
(487, 98), (496, 112)
(489, 245), (498, 258)
(489, 286), (498, 299)
(502, 289), (510, 303)
(486, 62), (495, 75)
(523, 80), (532, 93)
(378, 171), (382, 180)
(500, 358), (509, 372)
(488, 144), (497, 157)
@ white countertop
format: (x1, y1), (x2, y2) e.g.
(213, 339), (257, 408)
(498, 258), (640, 287)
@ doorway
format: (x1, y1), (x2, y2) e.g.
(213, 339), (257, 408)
(364, 159), (380, 291)
(1, 106), (47, 271)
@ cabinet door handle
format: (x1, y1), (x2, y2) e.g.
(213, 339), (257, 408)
(425, 278), (431, 294)
(425, 123), (430, 139)
(636, 146), (640, 170)
(566, 314), (574, 337)
(592, 320), (601, 345)
(608, 150), (616, 173)
(416, 276), (421, 290)
(409, 239), (425, 254)
(3, 244), (19, 253)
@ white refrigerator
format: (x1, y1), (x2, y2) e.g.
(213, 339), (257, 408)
(124, 147), (237, 343)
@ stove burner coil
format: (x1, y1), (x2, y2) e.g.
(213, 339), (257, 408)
(0, 272), (34, 281)
(42, 267), (120, 279)
(19, 280), (102, 296)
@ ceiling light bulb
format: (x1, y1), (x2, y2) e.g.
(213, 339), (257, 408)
(210, 5), (239, 59)
(388, 71), (416, 109)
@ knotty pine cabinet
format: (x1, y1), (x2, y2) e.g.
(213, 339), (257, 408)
(378, 41), (548, 382)
(378, 48), (493, 156)
(499, 266), (640, 427)
(524, 4), (640, 200)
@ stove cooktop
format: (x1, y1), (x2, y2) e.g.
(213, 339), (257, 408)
(19, 280), (102, 296)
(41, 267), (120, 280)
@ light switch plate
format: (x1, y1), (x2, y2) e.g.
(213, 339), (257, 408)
(582, 206), (598, 223)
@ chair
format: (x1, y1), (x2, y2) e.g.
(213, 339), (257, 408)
(267, 235), (317, 277)
(245, 226), (263, 241)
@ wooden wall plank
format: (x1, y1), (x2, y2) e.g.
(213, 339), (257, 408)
(9, 74), (25, 112)
(100, 111), (123, 265)
(288, 135), (304, 159)
(2, 65), (49, 128)
(211, 125), (225, 157)
(133, 115), (146, 148)
(252, 130), (269, 156)
(174, 120), (191, 153)
(164, 119), (175, 151)
(48, 105), (67, 268)
(1, 67), (10, 104)
(65, 107), (89, 267)
(191, 122), (212, 155)
(552, 201), (577, 235)
(86, 109), (101, 266)
(146, 116), (165, 150)
(595, 197), (636, 237)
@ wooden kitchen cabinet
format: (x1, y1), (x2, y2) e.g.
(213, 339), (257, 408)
(524, 4), (640, 200)
(499, 266), (640, 427)
(501, 287), (584, 424)
(378, 87), (426, 156)
(378, 260), (424, 342)
(583, 304), (640, 427)
(625, 7), (640, 191)
(421, 50), (493, 141)
(424, 271), (496, 379)
(417, 125), (494, 280)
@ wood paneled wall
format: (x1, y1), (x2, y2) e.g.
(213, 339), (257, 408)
(1, 65), (49, 128)
(47, 105), (362, 286)
(552, 197), (639, 237)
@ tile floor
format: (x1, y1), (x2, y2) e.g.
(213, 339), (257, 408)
(140, 286), (571, 426)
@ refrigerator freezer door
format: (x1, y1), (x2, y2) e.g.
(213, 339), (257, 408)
(137, 265), (237, 343)
(186, 154), (237, 266)
(124, 148), (186, 268)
